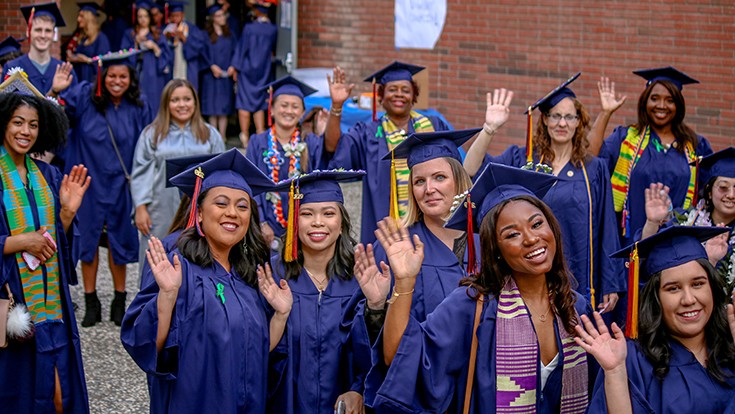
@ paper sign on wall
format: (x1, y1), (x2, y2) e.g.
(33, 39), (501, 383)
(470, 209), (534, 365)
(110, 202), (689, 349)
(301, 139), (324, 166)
(394, 0), (446, 50)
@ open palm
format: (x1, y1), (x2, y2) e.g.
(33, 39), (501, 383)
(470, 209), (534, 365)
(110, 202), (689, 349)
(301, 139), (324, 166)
(257, 263), (293, 315)
(327, 66), (354, 106)
(146, 237), (182, 293)
(575, 313), (627, 372)
(484, 88), (514, 131)
(59, 164), (91, 213)
(354, 243), (391, 308)
(644, 182), (671, 223)
(374, 218), (424, 281)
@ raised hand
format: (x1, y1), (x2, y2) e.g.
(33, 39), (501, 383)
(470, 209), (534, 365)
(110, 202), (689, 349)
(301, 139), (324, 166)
(598, 77), (626, 114)
(258, 263), (293, 316)
(327, 66), (354, 107)
(704, 227), (729, 265)
(51, 62), (74, 95)
(374, 217), (424, 282)
(574, 312), (627, 373)
(484, 88), (514, 131)
(644, 182), (672, 224)
(354, 243), (391, 309)
(59, 164), (91, 214)
(146, 237), (182, 293)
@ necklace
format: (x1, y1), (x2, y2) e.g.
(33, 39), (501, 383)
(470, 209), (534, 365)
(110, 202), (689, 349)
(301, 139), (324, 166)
(524, 297), (552, 322)
(303, 266), (328, 291)
(264, 126), (304, 228)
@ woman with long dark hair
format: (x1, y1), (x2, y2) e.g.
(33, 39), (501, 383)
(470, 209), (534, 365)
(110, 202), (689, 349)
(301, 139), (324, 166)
(52, 56), (152, 327)
(361, 163), (593, 413)
(122, 149), (292, 414)
(577, 226), (735, 413)
(0, 91), (91, 413)
(201, 3), (235, 139)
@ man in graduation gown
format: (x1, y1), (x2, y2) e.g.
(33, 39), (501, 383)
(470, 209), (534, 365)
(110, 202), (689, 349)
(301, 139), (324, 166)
(163, 1), (207, 92)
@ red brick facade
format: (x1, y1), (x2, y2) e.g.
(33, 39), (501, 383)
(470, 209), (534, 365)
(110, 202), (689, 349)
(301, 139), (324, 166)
(297, 0), (735, 152)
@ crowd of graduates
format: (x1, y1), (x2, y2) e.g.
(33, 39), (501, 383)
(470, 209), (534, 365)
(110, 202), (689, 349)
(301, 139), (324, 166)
(0, 1), (735, 414)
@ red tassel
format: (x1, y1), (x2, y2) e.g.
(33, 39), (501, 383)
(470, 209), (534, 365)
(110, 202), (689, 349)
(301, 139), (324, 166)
(96, 59), (103, 97)
(465, 194), (477, 276)
(132, 3), (136, 26)
(27, 7), (35, 38)
(186, 167), (205, 236)
(267, 87), (273, 127)
(371, 80), (377, 122)
(165, 3), (169, 24)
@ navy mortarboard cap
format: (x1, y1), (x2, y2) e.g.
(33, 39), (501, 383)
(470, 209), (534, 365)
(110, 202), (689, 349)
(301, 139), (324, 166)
(611, 225), (729, 339)
(0, 37), (23, 57)
(207, 4), (223, 15)
(272, 169), (365, 262)
(0, 67), (46, 98)
(526, 72), (581, 114)
(20, 2), (66, 27)
(91, 48), (142, 96)
(364, 61), (425, 85)
(265, 75), (318, 100)
(77, 2), (104, 15)
(381, 128), (481, 169)
(150, 1), (164, 11)
(165, 153), (217, 188)
(169, 148), (275, 236)
(166, 0), (187, 13)
(633, 66), (699, 91)
(692, 147), (735, 185)
(134, 0), (154, 10)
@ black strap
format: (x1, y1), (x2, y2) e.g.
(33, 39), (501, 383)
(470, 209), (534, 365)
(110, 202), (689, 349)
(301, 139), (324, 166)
(104, 112), (131, 184)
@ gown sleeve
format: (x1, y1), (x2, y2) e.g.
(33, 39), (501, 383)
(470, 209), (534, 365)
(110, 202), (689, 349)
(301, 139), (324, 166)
(593, 158), (627, 296)
(58, 81), (93, 121)
(327, 122), (368, 171)
(598, 126), (628, 178)
(130, 127), (157, 207)
(244, 141), (269, 224)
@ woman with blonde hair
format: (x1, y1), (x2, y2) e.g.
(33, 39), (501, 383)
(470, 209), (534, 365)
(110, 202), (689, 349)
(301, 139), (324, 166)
(67, 2), (110, 83)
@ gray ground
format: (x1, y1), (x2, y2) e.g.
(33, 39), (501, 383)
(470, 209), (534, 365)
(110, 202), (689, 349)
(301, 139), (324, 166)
(70, 181), (363, 413)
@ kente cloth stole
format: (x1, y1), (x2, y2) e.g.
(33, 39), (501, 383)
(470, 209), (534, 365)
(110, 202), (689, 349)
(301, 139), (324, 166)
(378, 111), (434, 218)
(611, 126), (697, 213)
(0, 147), (62, 323)
(495, 278), (588, 414)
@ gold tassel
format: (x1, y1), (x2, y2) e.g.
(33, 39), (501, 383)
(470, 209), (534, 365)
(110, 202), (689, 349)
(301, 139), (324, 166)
(625, 243), (640, 338)
(389, 150), (399, 220)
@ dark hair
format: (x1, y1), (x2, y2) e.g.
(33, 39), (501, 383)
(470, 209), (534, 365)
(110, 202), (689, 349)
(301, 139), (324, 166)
(0, 51), (22, 68)
(0, 93), (68, 155)
(176, 189), (269, 287)
(377, 79), (420, 106)
(133, 7), (160, 41)
(461, 195), (579, 334)
(205, 13), (232, 43)
(91, 64), (144, 112)
(280, 203), (356, 281)
(638, 258), (735, 383)
(536, 98), (591, 167)
(635, 80), (698, 153)
(167, 194), (191, 234)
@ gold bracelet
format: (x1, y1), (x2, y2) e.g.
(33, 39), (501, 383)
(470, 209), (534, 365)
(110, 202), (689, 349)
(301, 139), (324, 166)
(386, 286), (415, 304)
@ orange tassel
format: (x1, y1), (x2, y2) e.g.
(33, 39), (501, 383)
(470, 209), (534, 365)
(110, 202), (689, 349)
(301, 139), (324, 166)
(625, 243), (640, 338)
(372, 79), (377, 122)
(389, 151), (399, 220)
(267, 87), (273, 127)
(465, 194), (477, 276)
(284, 180), (300, 262)
(526, 106), (533, 164)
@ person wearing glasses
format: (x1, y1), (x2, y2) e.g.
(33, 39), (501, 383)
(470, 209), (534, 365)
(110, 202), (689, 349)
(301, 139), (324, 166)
(464, 76), (626, 319)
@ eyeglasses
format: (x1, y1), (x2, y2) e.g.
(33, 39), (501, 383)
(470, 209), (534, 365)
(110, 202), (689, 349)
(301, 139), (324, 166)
(546, 113), (579, 125)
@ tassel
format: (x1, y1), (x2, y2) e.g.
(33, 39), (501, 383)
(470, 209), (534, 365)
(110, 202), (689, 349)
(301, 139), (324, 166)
(27, 7), (35, 38)
(372, 79), (377, 122)
(165, 3), (169, 24)
(692, 156), (700, 206)
(53, 27), (58, 42)
(96, 59), (103, 97)
(267, 86), (273, 127)
(389, 150), (399, 220)
(284, 180), (299, 262)
(132, 3), (136, 26)
(185, 167), (205, 236)
(465, 194), (477, 276)
(625, 243), (640, 338)
(526, 106), (533, 164)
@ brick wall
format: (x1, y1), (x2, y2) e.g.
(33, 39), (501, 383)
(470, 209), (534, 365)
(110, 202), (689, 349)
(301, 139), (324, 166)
(298, 0), (735, 152)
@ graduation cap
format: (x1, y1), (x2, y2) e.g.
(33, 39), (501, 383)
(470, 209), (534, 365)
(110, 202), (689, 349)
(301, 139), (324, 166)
(271, 169), (366, 262)
(522, 72), (581, 165)
(264, 76), (318, 127)
(165, 0), (188, 13)
(363, 61), (425, 122)
(207, 3), (223, 15)
(91, 48), (142, 97)
(0, 37), (23, 58)
(0, 67), (46, 99)
(611, 225), (730, 338)
(445, 162), (558, 275)
(169, 148), (275, 236)
(253, 0), (275, 15)
(381, 128), (481, 169)
(165, 153), (218, 188)
(692, 147), (735, 190)
(77, 2), (104, 15)
(633, 66), (699, 91)
(21, 2), (65, 41)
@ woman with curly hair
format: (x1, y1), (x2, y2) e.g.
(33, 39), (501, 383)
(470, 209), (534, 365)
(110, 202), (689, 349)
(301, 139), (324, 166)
(465, 76), (626, 317)
(0, 91), (91, 413)
(52, 56), (153, 327)
(577, 226), (735, 413)
(359, 163), (594, 413)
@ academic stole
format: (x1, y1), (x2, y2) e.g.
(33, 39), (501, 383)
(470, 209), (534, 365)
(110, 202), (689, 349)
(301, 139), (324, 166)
(495, 278), (588, 414)
(379, 111), (434, 218)
(611, 126), (696, 235)
(0, 147), (62, 323)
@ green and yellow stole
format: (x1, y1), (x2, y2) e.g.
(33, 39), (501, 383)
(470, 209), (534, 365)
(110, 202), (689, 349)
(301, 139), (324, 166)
(0, 147), (63, 323)
(379, 111), (435, 219)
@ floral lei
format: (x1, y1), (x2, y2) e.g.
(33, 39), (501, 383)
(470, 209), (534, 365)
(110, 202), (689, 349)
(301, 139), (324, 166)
(680, 199), (735, 288)
(263, 126), (307, 228)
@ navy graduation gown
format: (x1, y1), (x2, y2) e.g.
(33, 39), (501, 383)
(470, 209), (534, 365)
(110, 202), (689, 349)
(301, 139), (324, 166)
(0, 160), (88, 413)
(363, 287), (593, 413)
(587, 339), (735, 413)
(232, 21), (277, 112)
(201, 33), (235, 116)
(245, 131), (329, 239)
(2, 54), (78, 96)
(599, 126), (713, 246)
(122, 254), (272, 414)
(489, 146), (627, 303)
(121, 30), (172, 114)
(267, 259), (362, 414)
(72, 33), (111, 83)
(180, 22), (207, 92)
(60, 81), (152, 264)
(327, 116), (451, 243)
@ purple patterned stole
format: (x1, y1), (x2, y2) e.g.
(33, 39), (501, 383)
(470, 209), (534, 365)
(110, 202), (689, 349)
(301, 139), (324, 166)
(495, 278), (588, 413)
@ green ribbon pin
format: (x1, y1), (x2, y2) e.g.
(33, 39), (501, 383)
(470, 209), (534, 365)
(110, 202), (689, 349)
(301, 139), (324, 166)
(216, 283), (225, 305)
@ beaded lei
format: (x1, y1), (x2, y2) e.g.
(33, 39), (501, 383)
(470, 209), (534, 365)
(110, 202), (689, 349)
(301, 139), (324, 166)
(263, 126), (307, 228)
